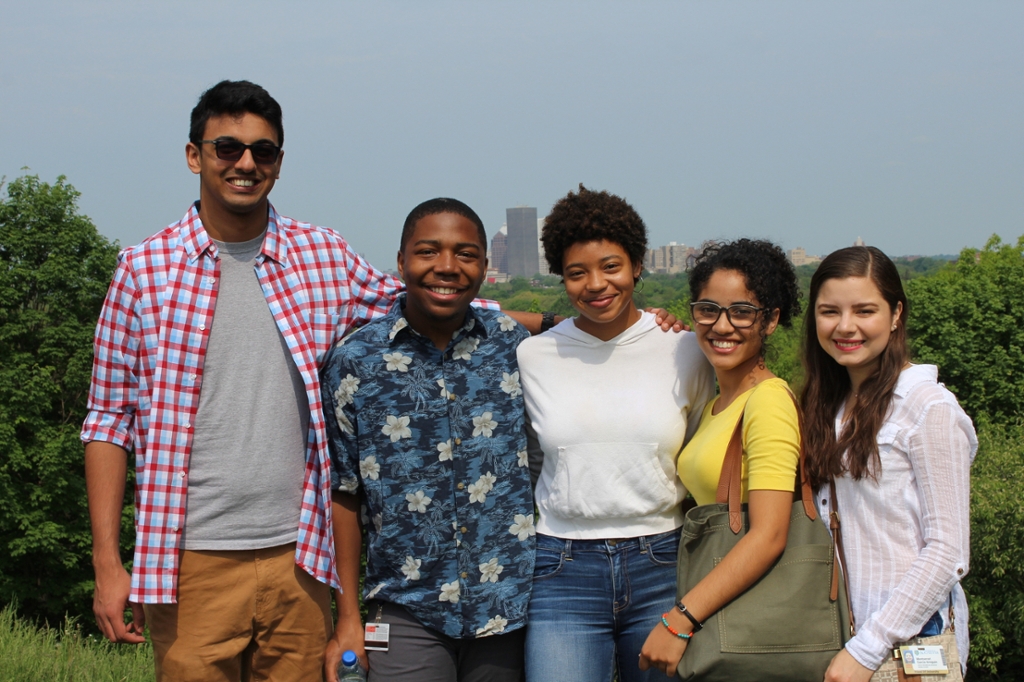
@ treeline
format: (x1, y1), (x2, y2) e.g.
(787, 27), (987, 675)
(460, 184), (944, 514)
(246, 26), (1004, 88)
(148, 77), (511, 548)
(1, 174), (1022, 679)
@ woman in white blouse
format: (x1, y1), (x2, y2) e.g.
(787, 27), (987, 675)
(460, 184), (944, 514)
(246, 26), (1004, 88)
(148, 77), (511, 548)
(800, 246), (976, 680)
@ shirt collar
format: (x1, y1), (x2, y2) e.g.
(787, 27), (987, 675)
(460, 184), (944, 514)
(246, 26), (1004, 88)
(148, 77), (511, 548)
(892, 364), (938, 399)
(385, 294), (488, 348)
(179, 201), (287, 264)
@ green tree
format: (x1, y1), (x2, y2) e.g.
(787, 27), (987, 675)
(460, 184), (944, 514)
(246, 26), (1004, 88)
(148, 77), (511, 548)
(0, 175), (122, 626)
(962, 420), (1024, 681)
(906, 236), (1024, 422)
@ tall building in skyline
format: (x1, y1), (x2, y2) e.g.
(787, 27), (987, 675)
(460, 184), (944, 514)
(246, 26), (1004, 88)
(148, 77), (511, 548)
(506, 206), (539, 277)
(536, 218), (549, 276)
(490, 227), (508, 274)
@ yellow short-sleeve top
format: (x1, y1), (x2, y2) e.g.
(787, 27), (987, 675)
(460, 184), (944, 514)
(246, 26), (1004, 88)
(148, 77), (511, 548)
(676, 377), (800, 506)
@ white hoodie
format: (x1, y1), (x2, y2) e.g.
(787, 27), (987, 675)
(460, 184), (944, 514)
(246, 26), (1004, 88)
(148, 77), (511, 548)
(516, 311), (714, 539)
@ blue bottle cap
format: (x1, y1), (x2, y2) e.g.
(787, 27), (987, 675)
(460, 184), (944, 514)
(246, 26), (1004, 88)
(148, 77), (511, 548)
(342, 650), (358, 667)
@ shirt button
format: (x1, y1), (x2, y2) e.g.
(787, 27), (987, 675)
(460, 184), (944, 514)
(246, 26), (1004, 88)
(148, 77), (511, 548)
(957, 568), (964, 575)
(171, 526), (179, 532)
(206, 277), (215, 285)
(190, 374), (198, 382)
(460, 572), (468, 578)
(821, 499), (827, 505)
(460, 527), (468, 534)
(455, 438), (462, 445)
(184, 422), (191, 429)
(457, 482), (465, 490)
(179, 471), (186, 478)
(199, 324), (206, 331)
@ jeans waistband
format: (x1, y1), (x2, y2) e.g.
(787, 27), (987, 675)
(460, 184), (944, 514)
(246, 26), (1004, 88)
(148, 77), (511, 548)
(537, 528), (680, 558)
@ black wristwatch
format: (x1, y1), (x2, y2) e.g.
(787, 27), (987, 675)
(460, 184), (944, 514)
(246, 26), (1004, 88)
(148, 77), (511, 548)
(676, 601), (703, 632)
(540, 311), (556, 333)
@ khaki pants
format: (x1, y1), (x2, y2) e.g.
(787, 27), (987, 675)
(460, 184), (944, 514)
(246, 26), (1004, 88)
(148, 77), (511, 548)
(144, 543), (332, 682)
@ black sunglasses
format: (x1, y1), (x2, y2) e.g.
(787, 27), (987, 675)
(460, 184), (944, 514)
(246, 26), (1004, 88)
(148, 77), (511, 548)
(199, 138), (281, 164)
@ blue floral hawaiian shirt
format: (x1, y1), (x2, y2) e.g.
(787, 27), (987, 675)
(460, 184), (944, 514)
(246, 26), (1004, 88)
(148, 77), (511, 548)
(321, 296), (535, 639)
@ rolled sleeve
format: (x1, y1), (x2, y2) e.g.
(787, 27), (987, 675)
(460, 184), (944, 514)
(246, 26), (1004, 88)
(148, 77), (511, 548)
(81, 254), (141, 450)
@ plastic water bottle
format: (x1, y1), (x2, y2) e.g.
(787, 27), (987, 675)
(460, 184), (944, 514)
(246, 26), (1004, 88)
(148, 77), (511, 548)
(337, 650), (367, 681)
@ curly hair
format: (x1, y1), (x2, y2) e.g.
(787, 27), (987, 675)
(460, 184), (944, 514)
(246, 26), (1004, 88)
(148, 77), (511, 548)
(541, 184), (647, 277)
(688, 239), (802, 354)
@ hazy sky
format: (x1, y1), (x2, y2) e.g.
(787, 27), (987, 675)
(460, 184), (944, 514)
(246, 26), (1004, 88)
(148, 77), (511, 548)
(2, 1), (1021, 270)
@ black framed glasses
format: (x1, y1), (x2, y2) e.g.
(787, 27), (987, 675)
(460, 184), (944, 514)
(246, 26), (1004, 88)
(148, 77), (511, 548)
(689, 301), (767, 328)
(199, 138), (281, 164)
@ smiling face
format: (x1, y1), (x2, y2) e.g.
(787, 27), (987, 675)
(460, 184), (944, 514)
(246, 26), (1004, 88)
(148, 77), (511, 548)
(693, 268), (779, 377)
(186, 112), (282, 239)
(814, 275), (902, 386)
(397, 212), (487, 348)
(561, 239), (643, 341)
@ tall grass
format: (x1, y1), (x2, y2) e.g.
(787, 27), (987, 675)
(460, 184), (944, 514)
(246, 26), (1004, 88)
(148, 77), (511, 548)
(0, 604), (153, 682)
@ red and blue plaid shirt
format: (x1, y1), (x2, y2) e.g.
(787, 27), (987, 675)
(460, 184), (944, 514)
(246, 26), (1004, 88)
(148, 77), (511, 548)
(83, 202), (420, 603)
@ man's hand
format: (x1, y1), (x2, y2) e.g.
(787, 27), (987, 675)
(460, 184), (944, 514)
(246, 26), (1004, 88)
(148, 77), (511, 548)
(646, 307), (689, 332)
(324, 617), (367, 682)
(85, 441), (144, 643)
(92, 562), (146, 644)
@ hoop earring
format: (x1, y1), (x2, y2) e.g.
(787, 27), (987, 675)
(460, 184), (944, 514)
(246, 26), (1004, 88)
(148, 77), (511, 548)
(635, 276), (645, 294)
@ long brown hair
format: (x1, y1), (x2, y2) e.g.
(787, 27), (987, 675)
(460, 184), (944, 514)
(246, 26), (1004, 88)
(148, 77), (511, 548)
(801, 246), (910, 488)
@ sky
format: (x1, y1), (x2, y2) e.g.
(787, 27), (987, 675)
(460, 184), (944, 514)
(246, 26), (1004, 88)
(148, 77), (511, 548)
(2, 1), (1021, 270)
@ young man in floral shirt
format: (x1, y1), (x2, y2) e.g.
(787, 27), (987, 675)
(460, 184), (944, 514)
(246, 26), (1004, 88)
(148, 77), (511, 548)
(321, 198), (536, 682)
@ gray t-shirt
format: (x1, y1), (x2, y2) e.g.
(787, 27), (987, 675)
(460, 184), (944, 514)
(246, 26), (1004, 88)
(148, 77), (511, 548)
(183, 231), (308, 550)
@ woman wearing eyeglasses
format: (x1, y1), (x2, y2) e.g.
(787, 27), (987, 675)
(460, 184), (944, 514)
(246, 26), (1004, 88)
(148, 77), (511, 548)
(639, 238), (802, 676)
(518, 186), (715, 682)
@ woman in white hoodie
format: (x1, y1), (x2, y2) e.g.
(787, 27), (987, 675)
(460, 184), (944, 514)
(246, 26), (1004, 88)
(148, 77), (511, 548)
(518, 185), (714, 682)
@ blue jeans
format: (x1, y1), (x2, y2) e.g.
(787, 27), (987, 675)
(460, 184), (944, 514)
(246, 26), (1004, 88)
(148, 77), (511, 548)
(525, 529), (681, 682)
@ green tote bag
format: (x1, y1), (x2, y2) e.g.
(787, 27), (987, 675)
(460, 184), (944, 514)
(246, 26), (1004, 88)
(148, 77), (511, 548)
(676, 398), (852, 681)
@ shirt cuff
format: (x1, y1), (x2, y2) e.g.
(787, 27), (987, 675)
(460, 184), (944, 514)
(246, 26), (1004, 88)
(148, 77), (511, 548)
(844, 627), (891, 671)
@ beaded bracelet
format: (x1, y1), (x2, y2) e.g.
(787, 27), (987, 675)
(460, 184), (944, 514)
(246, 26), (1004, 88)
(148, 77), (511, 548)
(660, 614), (692, 640)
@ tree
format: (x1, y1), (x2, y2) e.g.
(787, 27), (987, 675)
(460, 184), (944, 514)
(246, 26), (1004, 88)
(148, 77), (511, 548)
(0, 174), (123, 626)
(961, 421), (1024, 680)
(906, 235), (1024, 422)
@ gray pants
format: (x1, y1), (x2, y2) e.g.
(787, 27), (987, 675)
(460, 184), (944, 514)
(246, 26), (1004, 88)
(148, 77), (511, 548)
(365, 601), (525, 682)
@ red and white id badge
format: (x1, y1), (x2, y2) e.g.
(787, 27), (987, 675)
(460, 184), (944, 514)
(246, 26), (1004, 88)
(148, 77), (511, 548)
(899, 645), (949, 675)
(364, 622), (390, 651)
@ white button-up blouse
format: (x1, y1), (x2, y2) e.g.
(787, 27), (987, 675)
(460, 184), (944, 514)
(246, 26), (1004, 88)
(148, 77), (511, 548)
(816, 364), (977, 672)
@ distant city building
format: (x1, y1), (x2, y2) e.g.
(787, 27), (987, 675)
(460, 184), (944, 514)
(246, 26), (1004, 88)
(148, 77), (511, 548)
(506, 206), (540, 277)
(537, 218), (550, 275)
(787, 246), (821, 267)
(645, 242), (696, 274)
(489, 226), (508, 274)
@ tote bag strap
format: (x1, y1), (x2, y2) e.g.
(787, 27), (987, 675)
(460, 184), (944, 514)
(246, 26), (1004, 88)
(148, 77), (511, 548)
(714, 388), (817, 534)
(829, 479), (857, 636)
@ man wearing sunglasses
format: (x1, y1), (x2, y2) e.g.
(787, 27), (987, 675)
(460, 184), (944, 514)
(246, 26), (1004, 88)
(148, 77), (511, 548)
(81, 79), (507, 681)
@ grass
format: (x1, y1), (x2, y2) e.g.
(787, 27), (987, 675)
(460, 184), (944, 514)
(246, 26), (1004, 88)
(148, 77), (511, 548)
(0, 604), (154, 682)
